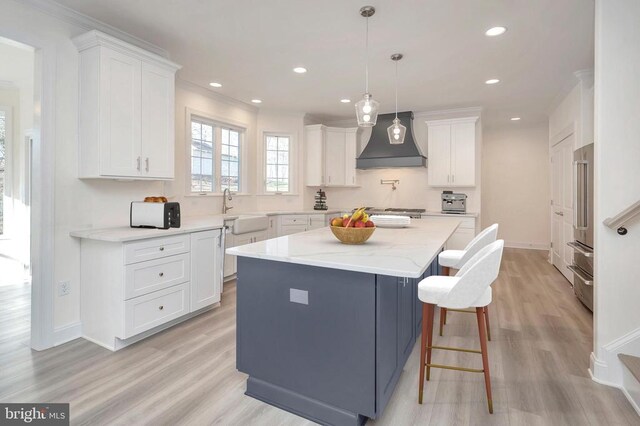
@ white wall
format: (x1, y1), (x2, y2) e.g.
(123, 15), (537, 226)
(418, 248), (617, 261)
(591, 0), (640, 387)
(482, 123), (550, 249)
(309, 109), (483, 215)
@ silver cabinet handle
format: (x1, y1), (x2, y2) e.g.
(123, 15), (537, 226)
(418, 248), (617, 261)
(159, 247), (165, 251)
(137, 156), (141, 171)
(145, 157), (149, 172)
(452, 174), (455, 183)
(447, 175), (450, 183)
(159, 305), (164, 310)
(567, 241), (593, 257)
(159, 272), (164, 277)
(555, 211), (564, 216)
(567, 265), (593, 286)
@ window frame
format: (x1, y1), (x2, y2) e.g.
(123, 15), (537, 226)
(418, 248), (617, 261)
(186, 109), (247, 196)
(263, 132), (293, 195)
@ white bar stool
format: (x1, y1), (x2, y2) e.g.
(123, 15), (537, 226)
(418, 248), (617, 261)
(438, 223), (499, 338)
(418, 240), (504, 413)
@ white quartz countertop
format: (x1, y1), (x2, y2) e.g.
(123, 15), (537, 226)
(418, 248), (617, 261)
(70, 215), (227, 242)
(226, 217), (460, 278)
(421, 211), (479, 218)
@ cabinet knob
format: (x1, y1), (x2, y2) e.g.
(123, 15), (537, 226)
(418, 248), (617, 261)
(159, 272), (164, 277)
(159, 305), (164, 310)
(159, 247), (165, 251)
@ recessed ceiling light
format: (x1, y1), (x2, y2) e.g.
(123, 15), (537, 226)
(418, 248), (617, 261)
(209, 82), (222, 88)
(251, 99), (262, 104)
(485, 26), (507, 37)
(293, 67), (307, 74)
(510, 117), (521, 121)
(340, 99), (351, 103)
(485, 79), (500, 85)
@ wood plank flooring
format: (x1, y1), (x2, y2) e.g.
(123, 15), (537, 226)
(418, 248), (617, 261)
(1, 248), (638, 425)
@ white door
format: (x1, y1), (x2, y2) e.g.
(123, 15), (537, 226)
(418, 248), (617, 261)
(99, 48), (141, 177)
(427, 124), (451, 186)
(141, 62), (175, 178)
(324, 128), (346, 186)
(190, 230), (222, 311)
(450, 122), (476, 186)
(551, 135), (574, 283)
(344, 129), (358, 186)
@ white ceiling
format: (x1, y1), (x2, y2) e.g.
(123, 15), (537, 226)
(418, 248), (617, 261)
(54, 0), (594, 127)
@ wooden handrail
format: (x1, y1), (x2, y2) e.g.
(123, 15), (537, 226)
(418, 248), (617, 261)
(603, 200), (640, 235)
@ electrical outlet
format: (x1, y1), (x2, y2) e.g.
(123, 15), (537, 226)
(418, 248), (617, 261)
(58, 281), (70, 296)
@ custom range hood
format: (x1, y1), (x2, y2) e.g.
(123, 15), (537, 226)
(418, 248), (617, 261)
(356, 111), (426, 169)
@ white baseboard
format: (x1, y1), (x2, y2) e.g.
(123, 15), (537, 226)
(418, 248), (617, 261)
(53, 321), (82, 346)
(504, 241), (549, 250)
(621, 367), (640, 416)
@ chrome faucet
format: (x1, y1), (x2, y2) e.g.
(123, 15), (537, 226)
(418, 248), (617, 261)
(222, 188), (233, 214)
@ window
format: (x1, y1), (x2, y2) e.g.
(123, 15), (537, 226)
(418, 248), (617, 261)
(265, 134), (290, 193)
(190, 115), (243, 194)
(221, 127), (240, 192)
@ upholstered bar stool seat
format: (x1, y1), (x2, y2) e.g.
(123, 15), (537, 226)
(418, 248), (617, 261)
(418, 276), (492, 308)
(438, 223), (499, 338)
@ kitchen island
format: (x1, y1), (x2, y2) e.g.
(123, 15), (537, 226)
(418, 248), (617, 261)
(227, 218), (460, 425)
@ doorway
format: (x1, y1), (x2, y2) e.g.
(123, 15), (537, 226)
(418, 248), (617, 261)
(551, 133), (574, 283)
(0, 37), (34, 347)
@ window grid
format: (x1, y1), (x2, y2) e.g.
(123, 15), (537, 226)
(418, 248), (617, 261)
(265, 135), (290, 193)
(221, 127), (240, 192)
(191, 120), (214, 193)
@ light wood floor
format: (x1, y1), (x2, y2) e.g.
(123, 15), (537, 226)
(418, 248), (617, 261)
(1, 249), (637, 425)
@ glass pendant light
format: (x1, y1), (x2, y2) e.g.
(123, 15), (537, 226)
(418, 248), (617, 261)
(387, 53), (406, 144)
(355, 6), (380, 127)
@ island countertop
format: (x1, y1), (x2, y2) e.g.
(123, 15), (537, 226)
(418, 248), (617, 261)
(227, 217), (460, 278)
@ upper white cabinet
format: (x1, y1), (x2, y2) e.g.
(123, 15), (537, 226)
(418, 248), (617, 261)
(426, 117), (479, 187)
(304, 125), (358, 187)
(73, 31), (181, 180)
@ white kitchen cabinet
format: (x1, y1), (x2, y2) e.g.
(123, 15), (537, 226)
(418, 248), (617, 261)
(190, 230), (222, 311)
(79, 229), (223, 351)
(308, 214), (326, 230)
(224, 229), (268, 279)
(426, 117), (478, 187)
(278, 214), (326, 236)
(304, 125), (358, 187)
(421, 215), (477, 250)
(267, 216), (278, 239)
(73, 30), (180, 180)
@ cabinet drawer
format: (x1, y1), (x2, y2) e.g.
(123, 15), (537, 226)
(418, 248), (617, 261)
(279, 224), (307, 236)
(308, 214), (325, 228)
(124, 253), (191, 299)
(124, 235), (190, 264)
(122, 282), (190, 339)
(280, 215), (308, 226)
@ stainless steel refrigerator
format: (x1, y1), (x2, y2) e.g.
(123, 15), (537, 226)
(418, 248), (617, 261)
(567, 143), (594, 311)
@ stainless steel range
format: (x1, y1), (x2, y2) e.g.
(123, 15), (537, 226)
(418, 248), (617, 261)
(355, 207), (426, 219)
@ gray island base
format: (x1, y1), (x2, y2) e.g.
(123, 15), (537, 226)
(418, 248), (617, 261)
(229, 218), (460, 425)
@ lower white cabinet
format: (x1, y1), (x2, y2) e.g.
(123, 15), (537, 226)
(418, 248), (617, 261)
(224, 229), (268, 280)
(422, 215), (477, 250)
(278, 214), (327, 236)
(80, 229), (223, 351)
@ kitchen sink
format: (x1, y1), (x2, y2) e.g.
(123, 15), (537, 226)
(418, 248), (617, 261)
(232, 215), (269, 235)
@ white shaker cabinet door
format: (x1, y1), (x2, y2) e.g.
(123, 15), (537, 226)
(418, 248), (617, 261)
(450, 122), (476, 186)
(99, 48), (141, 177)
(305, 125), (325, 186)
(190, 230), (222, 311)
(324, 128), (346, 186)
(344, 129), (358, 186)
(141, 61), (175, 179)
(427, 124), (452, 186)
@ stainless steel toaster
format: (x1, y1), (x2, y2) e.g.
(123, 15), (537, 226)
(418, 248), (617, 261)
(130, 202), (181, 229)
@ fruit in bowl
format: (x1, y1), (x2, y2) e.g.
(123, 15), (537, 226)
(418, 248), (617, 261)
(329, 208), (376, 244)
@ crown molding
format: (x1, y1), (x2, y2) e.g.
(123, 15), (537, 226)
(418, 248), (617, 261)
(21, 0), (169, 58)
(176, 78), (258, 113)
(72, 30), (180, 71)
(413, 106), (483, 120)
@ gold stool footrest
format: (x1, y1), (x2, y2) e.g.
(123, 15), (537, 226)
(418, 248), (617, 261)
(429, 345), (481, 354)
(426, 363), (484, 373)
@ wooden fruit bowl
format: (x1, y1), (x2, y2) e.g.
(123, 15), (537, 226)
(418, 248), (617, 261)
(330, 226), (376, 245)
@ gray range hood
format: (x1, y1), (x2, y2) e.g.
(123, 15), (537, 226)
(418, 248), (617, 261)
(356, 111), (426, 169)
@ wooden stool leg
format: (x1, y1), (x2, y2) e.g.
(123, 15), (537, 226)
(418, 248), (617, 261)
(418, 303), (428, 404)
(476, 307), (493, 414)
(484, 306), (491, 341)
(426, 303), (435, 381)
(439, 266), (450, 335)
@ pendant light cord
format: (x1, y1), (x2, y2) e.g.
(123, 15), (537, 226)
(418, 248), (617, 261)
(395, 60), (398, 119)
(365, 16), (369, 94)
